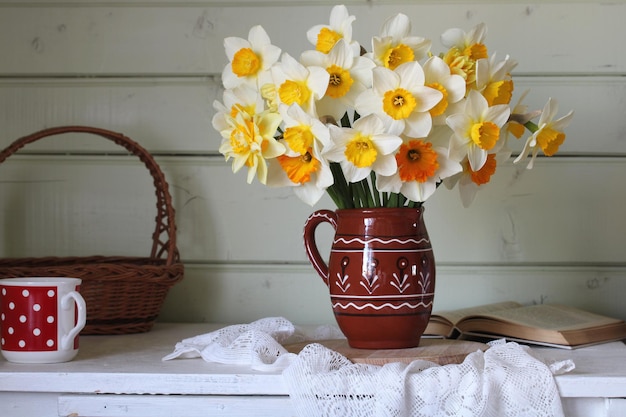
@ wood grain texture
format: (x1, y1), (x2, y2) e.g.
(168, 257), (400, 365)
(0, 4), (625, 75)
(285, 338), (488, 365)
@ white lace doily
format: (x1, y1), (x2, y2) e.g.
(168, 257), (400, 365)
(164, 317), (575, 417)
(162, 317), (344, 371)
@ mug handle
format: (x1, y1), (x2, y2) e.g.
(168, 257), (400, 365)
(303, 209), (337, 288)
(60, 291), (87, 350)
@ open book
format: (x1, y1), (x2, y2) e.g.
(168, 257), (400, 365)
(424, 301), (626, 349)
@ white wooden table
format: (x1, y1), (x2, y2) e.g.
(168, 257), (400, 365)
(1, 323), (625, 417)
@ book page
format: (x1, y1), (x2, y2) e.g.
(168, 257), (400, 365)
(470, 304), (622, 331)
(432, 301), (523, 327)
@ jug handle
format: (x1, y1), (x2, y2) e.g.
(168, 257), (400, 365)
(303, 209), (337, 288)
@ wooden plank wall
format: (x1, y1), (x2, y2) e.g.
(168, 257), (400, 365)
(1, 1), (625, 326)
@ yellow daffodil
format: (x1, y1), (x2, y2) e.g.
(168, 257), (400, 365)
(445, 151), (510, 207)
(441, 22), (488, 62)
(301, 39), (376, 122)
(356, 61), (443, 138)
(475, 53), (518, 106)
(325, 114), (402, 183)
(217, 109), (285, 185)
(377, 138), (462, 202)
(447, 90), (510, 171)
(503, 90), (541, 148)
(515, 98), (574, 168)
(266, 104), (334, 205)
(306, 4), (360, 56)
(222, 26), (281, 90)
(423, 56), (466, 124)
(271, 53), (330, 115)
(371, 13), (431, 70)
(211, 85), (267, 134)
(441, 23), (488, 88)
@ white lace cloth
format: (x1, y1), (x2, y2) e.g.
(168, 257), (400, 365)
(163, 317), (575, 417)
(162, 317), (343, 371)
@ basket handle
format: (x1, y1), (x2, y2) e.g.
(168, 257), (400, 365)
(0, 126), (180, 266)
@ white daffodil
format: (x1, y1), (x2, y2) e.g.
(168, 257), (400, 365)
(271, 52), (330, 115)
(447, 89), (510, 171)
(440, 23), (488, 88)
(266, 104), (334, 205)
(211, 84), (267, 133)
(300, 39), (376, 122)
(306, 4), (360, 56)
(217, 109), (285, 185)
(325, 114), (402, 183)
(222, 25), (281, 90)
(377, 138), (462, 202)
(475, 53), (518, 106)
(371, 13), (431, 70)
(515, 98), (574, 169)
(441, 22), (488, 58)
(502, 90), (540, 149)
(356, 61), (443, 137)
(278, 103), (332, 154)
(445, 150), (510, 207)
(423, 55), (466, 125)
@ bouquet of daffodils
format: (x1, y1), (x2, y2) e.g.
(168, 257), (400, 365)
(212, 5), (573, 209)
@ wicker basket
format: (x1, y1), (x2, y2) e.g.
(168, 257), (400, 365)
(0, 126), (184, 335)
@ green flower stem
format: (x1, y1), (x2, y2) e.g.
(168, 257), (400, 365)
(524, 120), (539, 133)
(324, 165), (422, 209)
(361, 179), (375, 207)
(326, 186), (345, 209)
(329, 162), (353, 209)
(351, 181), (367, 208)
(370, 172), (381, 207)
(386, 193), (399, 207)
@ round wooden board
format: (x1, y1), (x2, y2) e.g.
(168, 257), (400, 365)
(285, 338), (488, 366)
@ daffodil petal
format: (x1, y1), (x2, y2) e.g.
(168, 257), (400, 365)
(295, 184), (326, 206)
(224, 37), (250, 60)
(404, 112), (433, 138)
(484, 104), (511, 127)
(396, 62), (425, 88)
(381, 13), (411, 39)
(372, 153), (399, 176)
(354, 89), (382, 116)
(372, 66), (400, 95)
(412, 86), (444, 112)
(248, 25), (272, 48)
(467, 146), (488, 172)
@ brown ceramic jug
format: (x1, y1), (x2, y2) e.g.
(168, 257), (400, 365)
(303, 207), (435, 349)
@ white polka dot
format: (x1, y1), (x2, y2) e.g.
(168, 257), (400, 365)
(1, 288), (5, 295)
(18, 340), (26, 348)
(22, 289), (29, 297)
(47, 316), (55, 323)
(8, 327), (14, 335)
(8, 302), (15, 310)
(47, 290), (55, 297)
(33, 304), (41, 312)
(33, 328), (41, 336)
(1, 313), (4, 321)
(19, 315), (27, 323)
(46, 339), (54, 347)
(1, 338), (4, 345)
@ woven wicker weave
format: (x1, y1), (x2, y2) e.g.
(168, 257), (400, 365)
(0, 126), (184, 335)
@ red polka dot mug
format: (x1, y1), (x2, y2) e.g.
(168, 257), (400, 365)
(0, 277), (86, 363)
